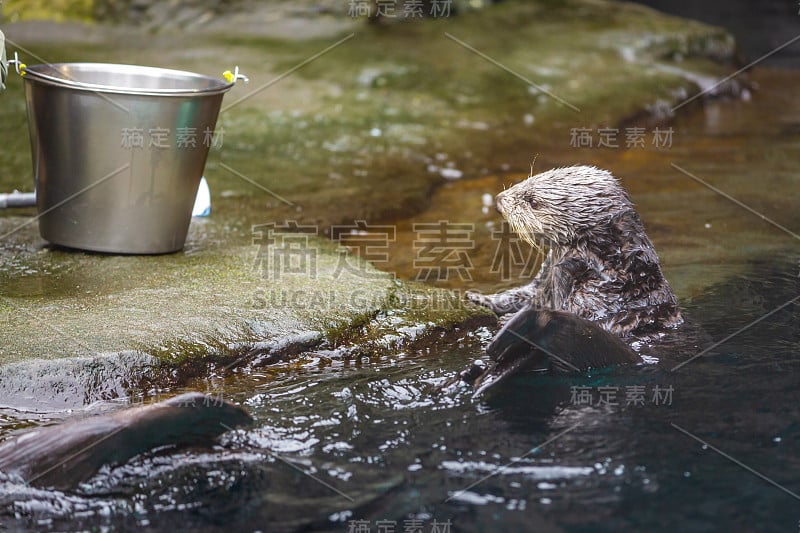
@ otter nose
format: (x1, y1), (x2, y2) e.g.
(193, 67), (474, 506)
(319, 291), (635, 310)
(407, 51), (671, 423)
(495, 191), (506, 213)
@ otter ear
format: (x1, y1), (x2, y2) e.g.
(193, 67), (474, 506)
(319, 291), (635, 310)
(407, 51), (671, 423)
(610, 210), (642, 237)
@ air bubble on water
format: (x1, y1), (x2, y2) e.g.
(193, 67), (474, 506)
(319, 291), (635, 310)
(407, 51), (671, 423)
(329, 510), (353, 522)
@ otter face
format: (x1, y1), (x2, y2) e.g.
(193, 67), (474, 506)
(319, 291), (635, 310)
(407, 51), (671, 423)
(495, 165), (633, 245)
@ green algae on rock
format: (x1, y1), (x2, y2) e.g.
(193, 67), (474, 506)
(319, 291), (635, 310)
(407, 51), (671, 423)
(0, 214), (494, 409)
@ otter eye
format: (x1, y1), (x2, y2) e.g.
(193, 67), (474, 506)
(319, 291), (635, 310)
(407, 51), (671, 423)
(526, 195), (539, 208)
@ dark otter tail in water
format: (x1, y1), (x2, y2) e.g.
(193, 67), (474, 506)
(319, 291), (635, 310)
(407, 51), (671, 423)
(0, 392), (251, 490)
(470, 308), (641, 396)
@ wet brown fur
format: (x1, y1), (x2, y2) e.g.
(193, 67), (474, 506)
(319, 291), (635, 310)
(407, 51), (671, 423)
(468, 165), (682, 338)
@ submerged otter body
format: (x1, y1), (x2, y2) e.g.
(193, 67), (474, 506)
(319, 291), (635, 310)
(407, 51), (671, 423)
(0, 393), (251, 489)
(468, 165), (682, 338)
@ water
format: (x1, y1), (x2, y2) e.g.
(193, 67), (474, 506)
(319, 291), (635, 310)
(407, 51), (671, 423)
(4, 258), (798, 532)
(630, 0), (800, 70)
(2, 62), (799, 533)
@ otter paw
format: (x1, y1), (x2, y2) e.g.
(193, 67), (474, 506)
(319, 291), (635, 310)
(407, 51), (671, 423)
(465, 290), (493, 308)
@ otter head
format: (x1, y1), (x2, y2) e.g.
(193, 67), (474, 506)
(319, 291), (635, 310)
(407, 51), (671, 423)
(495, 165), (634, 246)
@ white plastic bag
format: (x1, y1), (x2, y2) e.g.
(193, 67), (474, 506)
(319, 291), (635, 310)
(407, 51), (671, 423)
(192, 176), (211, 217)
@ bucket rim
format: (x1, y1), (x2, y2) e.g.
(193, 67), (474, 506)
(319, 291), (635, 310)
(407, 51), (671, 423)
(21, 62), (235, 96)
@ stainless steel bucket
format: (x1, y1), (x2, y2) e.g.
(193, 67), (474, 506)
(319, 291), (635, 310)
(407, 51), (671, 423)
(18, 62), (244, 254)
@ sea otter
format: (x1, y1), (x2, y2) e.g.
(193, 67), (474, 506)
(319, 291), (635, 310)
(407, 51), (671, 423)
(0, 393), (251, 489)
(468, 165), (682, 336)
(462, 166), (682, 392)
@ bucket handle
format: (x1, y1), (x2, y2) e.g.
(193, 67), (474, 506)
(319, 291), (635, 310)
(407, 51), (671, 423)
(8, 52), (26, 76)
(11, 52), (249, 87)
(223, 66), (249, 85)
